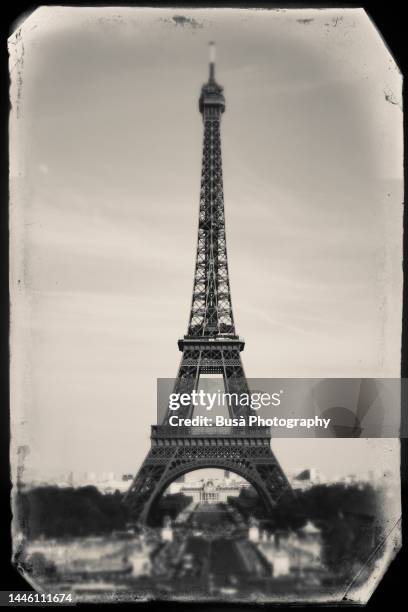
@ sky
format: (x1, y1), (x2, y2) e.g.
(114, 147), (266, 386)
(9, 7), (403, 481)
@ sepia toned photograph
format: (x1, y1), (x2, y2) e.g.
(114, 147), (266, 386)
(8, 5), (403, 605)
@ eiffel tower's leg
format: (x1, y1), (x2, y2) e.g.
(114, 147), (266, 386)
(162, 348), (202, 423)
(124, 445), (180, 523)
(221, 347), (252, 419)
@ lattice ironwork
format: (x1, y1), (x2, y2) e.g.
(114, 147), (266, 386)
(125, 47), (291, 524)
(188, 109), (234, 337)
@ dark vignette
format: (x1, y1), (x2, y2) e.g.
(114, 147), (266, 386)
(0, 2), (405, 609)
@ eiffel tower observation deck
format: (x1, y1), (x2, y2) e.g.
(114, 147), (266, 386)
(125, 44), (290, 524)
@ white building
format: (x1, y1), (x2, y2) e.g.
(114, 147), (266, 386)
(177, 478), (249, 504)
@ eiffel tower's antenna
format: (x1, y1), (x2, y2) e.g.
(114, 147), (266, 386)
(209, 41), (216, 81)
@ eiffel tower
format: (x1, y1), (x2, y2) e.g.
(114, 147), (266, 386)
(125, 43), (290, 524)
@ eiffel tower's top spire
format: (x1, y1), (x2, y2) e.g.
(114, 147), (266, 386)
(199, 41), (225, 114)
(209, 41), (216, 82)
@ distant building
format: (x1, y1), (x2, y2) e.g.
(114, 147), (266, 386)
(178, 478), (249, 503)
(291, 468), (324, 490)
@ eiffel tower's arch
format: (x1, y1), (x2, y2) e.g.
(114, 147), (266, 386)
(143, 463), (264, 526)
(125, 427), (290, 525)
